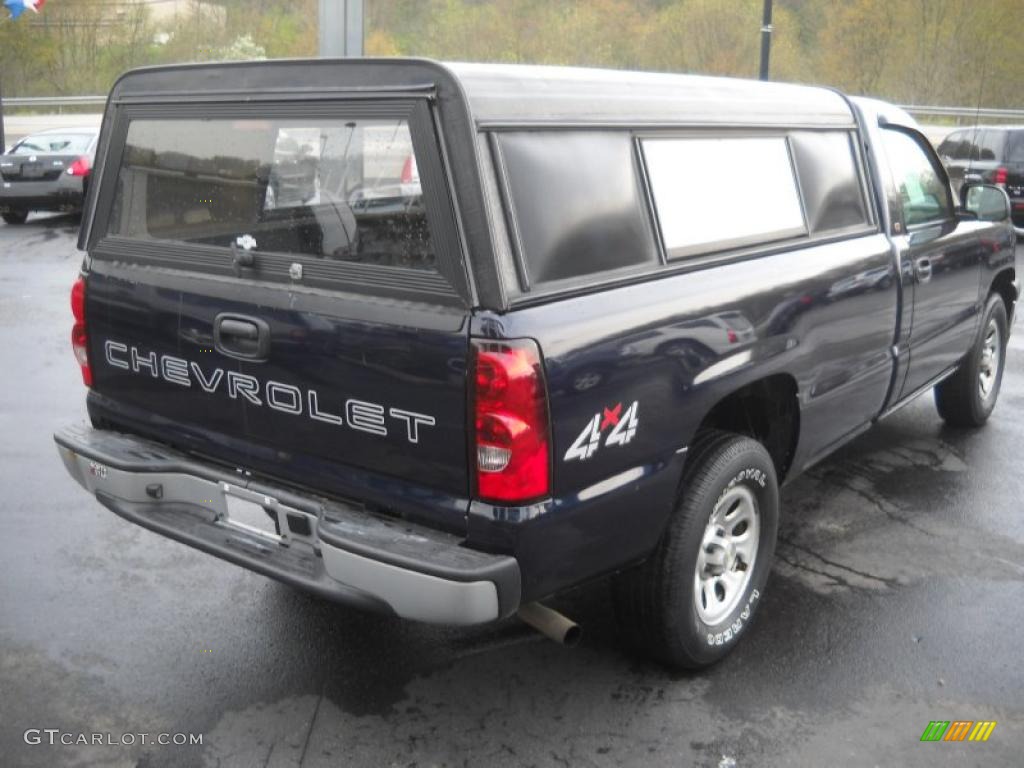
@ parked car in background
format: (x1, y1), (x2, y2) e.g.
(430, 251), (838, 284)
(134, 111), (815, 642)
(937, 125), (1024, 235)
(0, 127), (99, 224)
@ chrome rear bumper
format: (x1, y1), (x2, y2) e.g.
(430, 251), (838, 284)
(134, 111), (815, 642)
(54, 424), (520, 624)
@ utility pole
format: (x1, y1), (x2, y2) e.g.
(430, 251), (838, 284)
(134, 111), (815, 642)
(319, 0), (364, 57)
(759, 0), (773, 81)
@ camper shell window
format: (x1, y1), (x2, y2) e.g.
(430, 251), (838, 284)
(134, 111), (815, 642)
(106, 117), (436, 272)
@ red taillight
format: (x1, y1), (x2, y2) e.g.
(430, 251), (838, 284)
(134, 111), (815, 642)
(71, 277), (92, 386)
(993, 166), (1007, 185)
(472, 339), (550, 504)
(66, 155), (91, 177)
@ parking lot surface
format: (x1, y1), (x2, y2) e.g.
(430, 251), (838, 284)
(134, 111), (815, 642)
(1, 214), (1022, 767)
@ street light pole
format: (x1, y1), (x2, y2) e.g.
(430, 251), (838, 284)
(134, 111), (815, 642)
(759, 0), (773, 81)
(319, 0), (364, 58)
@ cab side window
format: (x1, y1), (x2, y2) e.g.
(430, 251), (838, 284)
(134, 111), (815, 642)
(879, 128), (952, 229)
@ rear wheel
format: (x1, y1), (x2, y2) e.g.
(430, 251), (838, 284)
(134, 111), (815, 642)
(934, 293), (1008, 427)
(613, 430), (779, 669)
(1, 211), (28, 225)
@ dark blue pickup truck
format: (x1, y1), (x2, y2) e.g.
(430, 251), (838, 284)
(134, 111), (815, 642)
(54, 60), (1018, 668)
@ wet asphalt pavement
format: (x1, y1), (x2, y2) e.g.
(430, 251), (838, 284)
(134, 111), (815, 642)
(0, 214), (1022, 768)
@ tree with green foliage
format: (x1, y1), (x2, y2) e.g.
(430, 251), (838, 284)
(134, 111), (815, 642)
(1, 0), (1022, 109)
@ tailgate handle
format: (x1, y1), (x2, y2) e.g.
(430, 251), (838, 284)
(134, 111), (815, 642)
(214, 314), (270, 361)
(220, 319), (259, 340)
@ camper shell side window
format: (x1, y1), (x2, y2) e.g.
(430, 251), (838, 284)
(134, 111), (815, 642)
(493, 126), (874, 299)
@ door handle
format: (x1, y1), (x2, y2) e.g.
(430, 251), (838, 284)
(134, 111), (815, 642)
(214, 313), (270, 361)
(915, 257), (933, 283)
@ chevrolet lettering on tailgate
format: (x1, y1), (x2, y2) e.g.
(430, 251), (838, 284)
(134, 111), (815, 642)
(103, 340), (436, 444)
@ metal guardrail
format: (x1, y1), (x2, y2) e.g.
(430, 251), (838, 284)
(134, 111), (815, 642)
(1, 95), (1023, 121)
(899, 105), (1024, 121)
(3, 95), (107, 109)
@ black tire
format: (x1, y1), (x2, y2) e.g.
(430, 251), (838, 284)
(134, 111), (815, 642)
(1, 211), (28, 225)
(934, 293), (1008, 428)
(612, 430), (779, 669)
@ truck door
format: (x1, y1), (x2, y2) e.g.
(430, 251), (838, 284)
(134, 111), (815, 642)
(877, 125), (986, 399)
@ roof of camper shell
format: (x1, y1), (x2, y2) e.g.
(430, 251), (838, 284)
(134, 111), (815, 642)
(107, 58), (858, 129)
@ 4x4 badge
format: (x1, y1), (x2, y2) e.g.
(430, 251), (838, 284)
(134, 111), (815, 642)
(564, 400), (639, 462)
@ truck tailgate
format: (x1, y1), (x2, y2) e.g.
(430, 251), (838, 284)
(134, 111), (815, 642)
(87, 269), (469, 497)
(82, 102), (473, 531)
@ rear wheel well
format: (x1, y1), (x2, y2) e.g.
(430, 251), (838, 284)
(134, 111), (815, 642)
(991, 268), (1016, 323)
(693, 375), (800, 482)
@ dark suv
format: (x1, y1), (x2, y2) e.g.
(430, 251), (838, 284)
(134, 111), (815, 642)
(938, 125), (1024, 234)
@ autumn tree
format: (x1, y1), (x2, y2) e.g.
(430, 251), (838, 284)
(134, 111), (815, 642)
(2, 0), (1023, 110)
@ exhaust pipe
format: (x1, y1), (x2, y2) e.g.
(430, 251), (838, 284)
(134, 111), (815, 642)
(517, 602), (581, 647)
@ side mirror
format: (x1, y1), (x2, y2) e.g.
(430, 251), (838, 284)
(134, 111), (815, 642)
(960, 183), (1011, 223)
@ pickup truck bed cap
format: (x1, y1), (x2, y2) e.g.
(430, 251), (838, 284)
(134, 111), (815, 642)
(105, 57), (856, 129)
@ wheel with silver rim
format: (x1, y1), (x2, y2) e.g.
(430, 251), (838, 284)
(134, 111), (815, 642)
(978, 318), (1001, 402)
(935, 293), (1008, 428)
(694, 485), (761, 625)
(612, 430), (779, 669)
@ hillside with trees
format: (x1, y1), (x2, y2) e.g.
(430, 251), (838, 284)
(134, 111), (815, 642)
(1, 0), (1020, 108)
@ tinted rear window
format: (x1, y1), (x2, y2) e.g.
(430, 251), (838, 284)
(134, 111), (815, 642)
(497, 132), (659, 286)
(13, 133), (93, 155)
(106, 118), (436, 271)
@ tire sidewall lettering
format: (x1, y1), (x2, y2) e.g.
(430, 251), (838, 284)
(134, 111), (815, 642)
(697, 466), (772, 648)
(706, 588), (760, 646)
